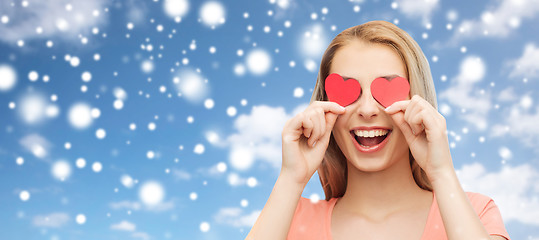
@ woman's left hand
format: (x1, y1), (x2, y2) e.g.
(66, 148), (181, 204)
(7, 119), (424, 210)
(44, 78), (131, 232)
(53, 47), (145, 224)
(384, 95), (454, 182)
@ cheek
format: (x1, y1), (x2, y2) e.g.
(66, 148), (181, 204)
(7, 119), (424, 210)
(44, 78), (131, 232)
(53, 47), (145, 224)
(389, 127), (409, 150)
(332, 115), (350, 136)
(333, 116), (345, 129)
(332, 119), (345, 140)
(332, 117), (349, 145)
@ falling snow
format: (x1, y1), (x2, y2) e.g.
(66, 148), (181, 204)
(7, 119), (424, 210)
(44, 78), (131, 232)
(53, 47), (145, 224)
(0, 1), (537, 239)
(139, 181), (165, 206)
(0, 65), (17, 91)
(52, 160), (71, 181)
(246, 49), (272, 75)
(19, 190), (30, 201)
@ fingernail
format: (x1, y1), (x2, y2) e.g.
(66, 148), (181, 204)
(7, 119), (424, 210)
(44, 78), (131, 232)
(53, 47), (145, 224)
(340, 106), (346, 111)
(384, 106), (391, 112)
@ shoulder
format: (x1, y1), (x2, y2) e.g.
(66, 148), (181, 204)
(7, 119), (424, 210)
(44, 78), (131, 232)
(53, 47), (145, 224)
(464, 192), (497, 216)
(429, 192), (500, 224)
(297, 197), (335, 212)
(287, 197), (338, 239)
(292, 197), (335, 221)
(424, 192), (509, 239)
(465, 191), (492, 205)
(464, 192), (510, 238)
(465, 191), (492, 202)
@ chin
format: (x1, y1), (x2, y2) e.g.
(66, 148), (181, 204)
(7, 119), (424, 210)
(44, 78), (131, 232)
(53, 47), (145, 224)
(347, 158), (391, 172)
(344, 146), (395, 172)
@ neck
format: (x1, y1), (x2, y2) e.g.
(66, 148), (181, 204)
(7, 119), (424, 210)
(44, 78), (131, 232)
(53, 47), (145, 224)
(339, 156), (428, 218)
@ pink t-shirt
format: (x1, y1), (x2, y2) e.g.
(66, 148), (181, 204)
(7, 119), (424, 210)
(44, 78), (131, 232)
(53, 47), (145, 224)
(287, 192), (510, 240)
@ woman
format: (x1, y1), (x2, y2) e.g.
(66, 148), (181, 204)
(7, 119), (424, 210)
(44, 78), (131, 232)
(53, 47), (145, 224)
(246, 21), (509, 240)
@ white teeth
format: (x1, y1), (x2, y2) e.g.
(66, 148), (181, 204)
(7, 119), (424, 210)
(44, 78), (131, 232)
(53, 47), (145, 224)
(354, 129), (388, 137)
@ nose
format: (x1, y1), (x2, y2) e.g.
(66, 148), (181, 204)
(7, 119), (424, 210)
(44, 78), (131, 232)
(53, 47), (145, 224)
(354, 90), (380, 119)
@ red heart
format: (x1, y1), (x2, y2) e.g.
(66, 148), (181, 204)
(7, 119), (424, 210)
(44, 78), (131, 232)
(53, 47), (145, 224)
(370, 76), (410, 108)
(325, 73), (361, 107)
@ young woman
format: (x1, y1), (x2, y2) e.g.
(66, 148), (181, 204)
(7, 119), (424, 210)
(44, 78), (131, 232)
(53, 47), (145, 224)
(246, 21), (510, 240)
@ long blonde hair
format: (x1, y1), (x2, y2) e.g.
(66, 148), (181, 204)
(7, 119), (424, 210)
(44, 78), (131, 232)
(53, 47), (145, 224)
(312, 20), (437, 200)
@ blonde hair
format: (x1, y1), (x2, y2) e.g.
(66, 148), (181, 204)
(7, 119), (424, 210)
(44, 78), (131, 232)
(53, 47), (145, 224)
(312, 20), (437, 201)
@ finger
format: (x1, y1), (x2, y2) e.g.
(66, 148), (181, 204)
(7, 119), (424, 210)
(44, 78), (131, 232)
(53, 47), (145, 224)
(406, 97), (436, 136)
(315, 110), (326, 143)
(404, 101), (423, 135)
(302, 117), (314, 139)
(416, 99), (442, 131)
(421, 110), (446, 141)
(320, 113), (339, 144)
(313, 101), (347, 115)
(408, 111), (425, 135)
(308, 115), (321, 147)
(282, 117), (302, 142)
(384, 100), (411, 114)
(388, 111), (415, 141)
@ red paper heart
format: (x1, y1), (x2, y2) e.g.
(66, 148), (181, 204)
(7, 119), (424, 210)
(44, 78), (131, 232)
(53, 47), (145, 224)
(325, 73), (361, 107)
(370, 76), (410, 108)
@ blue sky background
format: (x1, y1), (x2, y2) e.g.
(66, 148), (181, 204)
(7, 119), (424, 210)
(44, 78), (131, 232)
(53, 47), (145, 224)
(1, 0), (539, 239)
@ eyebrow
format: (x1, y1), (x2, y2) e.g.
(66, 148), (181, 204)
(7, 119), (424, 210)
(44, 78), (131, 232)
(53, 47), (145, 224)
(341, 74), (401, 81)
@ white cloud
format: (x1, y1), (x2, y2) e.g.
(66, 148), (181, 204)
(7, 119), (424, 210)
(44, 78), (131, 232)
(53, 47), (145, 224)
(439, 56), (490, 130)
(225, 104), (307, 170)
(125, 0), (148, 24)
(449, 0), (539, 44)
(227, 172), (251, 187)
(497, 87), (517, 102)
(299, 23), (328, 59)
(457, 162), (539, 226)
(507, 43), (539, 80)
(19, 134), (52, 159)
(131, 231), (151, 240)
(396, 0), (440, 23)
(268, 0), (299, 20)
(109, 201), (142, 211)
(172, 168), (192, 181)
(110, 220), (136, 232)
(213, 207), (261, 228)
(145, 200), (174, 212)
(491, 105), (539, 150)
(109, 200), (174, 212)
(32, 212), (69, 228)
(197, 162), (228, 178)
(0, 0), (110, 43)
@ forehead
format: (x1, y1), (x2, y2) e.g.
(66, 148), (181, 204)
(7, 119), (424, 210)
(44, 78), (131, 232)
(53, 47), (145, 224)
(330, 40), (407, 81)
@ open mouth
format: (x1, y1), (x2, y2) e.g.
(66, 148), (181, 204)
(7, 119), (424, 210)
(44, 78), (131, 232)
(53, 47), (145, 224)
(350, 128), (392, 153)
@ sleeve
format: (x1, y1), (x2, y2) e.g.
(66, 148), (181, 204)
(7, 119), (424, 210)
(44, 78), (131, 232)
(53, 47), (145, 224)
(471, 193), (511, 240)
(287, 197), (308, 239)
(287, 197), (326, 240)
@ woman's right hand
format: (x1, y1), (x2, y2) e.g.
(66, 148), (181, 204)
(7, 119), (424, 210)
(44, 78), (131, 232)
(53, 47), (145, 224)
(281, 101), (346, 186)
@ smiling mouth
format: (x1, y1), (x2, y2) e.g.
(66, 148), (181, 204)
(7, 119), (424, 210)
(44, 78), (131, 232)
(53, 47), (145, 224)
(350, 129), (391, 149)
